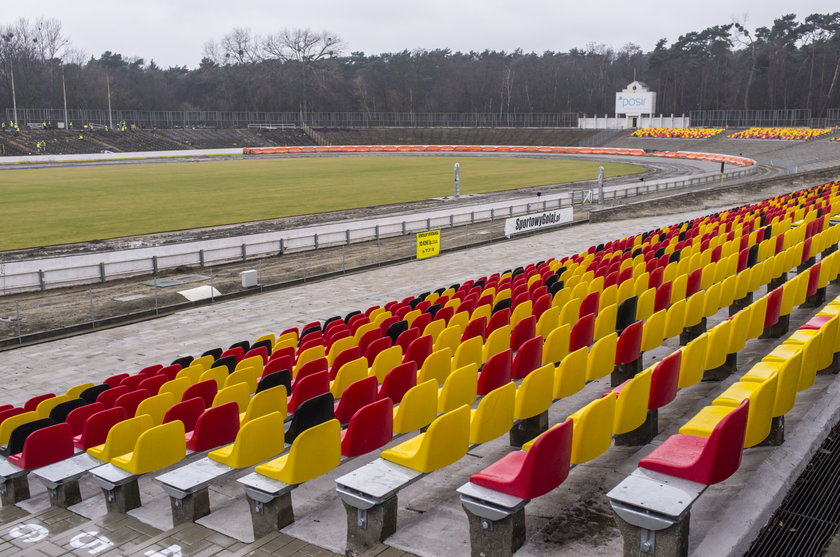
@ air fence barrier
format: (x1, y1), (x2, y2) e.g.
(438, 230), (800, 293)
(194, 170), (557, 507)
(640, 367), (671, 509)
(0, 148), (757, 296)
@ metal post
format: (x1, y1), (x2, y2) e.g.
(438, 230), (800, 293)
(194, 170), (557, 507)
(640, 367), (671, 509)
(598, 166), (605, 204)
(99, 262), (106, 283)
(106, 75), (114, 130)
(241, 244), (247, 261)
(88, 289), (95, 328)
(199, 249), (205, 267)
(454, 162), (460, 198)
(62, 68), (69, 128)
(152, 256), (158, 274)
(314, 234), (319, 249)
(210, 269), (215, 302)
(38, 270), (45, 292)
(10, 64), (17, 125)
(15, 301), (21, 344)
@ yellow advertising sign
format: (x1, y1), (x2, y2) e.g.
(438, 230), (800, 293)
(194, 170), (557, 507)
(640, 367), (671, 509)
(416, 230), (441, 259)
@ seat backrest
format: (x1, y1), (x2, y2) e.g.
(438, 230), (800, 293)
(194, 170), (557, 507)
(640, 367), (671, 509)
(111, 420), (186, 475)
(393, 379), (438, 434)
(334, 376), (378, 425)
(157, 364), (183, 382)
(404, 335), (433, 369)
(220, 346), (245, 362)
(615, 320), (643, 366)
(35, 395), (70, 419)
(511, 336), (543, 380)
(3, 417), (54, 456)
(65, 382), (95, 400)
(186, 401), (240, 452)
(207, 411), (285, 468)
(262, 356), (292, 379)
(416, 347), (452, 386)
(585, 333), (617, 382)
(513, 363), (554, 420)
(190, 354), (216, 371)
(382, 404), (471, 474)
(385, 319), (409, 344)
(285, 392), (335, 444)
(136, 392), (177, 425)
(182, 379), (218, 408)
(478, 349), (512, 396)
(199, 366), (229, 389)
(341, 399), (394, 457)
(242, 385), (288, 424)
(256, 419), (342, 484)
(288, 371), (330, 413)
(211, 355), (239, 373)
(163, 397), (206, 433)
(114, 389), (152, 418)
(377, 362), (417, 404)
(567, 394), (616, 464)
(331, 358), (369, 398)
(76, 406), (127, 450)
(510, 316), (536, 352)
(694, 399), (750, 484)
(610, 368), (653, 435)
(329, 347), (362, 380)
(453, 336), (483, 371)
(79, 384), (110, 405)
(569, 313), (595, 351)
(87, 413), (154, 462)
(97, 386), (131, 408)
(48, 398), (88, 423)
(8, 422), (74, 469)
(65, 402), (105, 436)
(137, 374), (168, 396)
(469, 382), (515, 444)
(369, 345), (403, 383)
(103, 374), (129, 388)
(224, 366), (262, 394)
(212, 382), (250, 413)
(437, 364), (478, 414)
(159, 377), (192, 402)
(256, 369), (292, 395)
(170, 355), (195, 369)
(395, 327), (420, 353)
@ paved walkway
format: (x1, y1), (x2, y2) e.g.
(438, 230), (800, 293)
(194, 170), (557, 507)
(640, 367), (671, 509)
(0, 178), (837, 557)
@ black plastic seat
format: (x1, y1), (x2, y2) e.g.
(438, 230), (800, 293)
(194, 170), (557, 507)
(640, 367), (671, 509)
(250, 339), (273, 354)
(228, 340), (250, 353)
(49, 398), (88, 423)
(301, 325), (321, 338)
(385, 320), (409, 344)
(201, 347), (223, 360)
(616, 296), (638, 334)
(79, 384), (110, 405)
(426, 304), (442, 318)
(256, 369), (292, 395)
(344, 310), (362, 323)
(548, 281), (565, 297)
(171, 355), (194, 369)
(492, 298), (513, 315)
(1, 418), (54, 457)
(285, 392), (334, 444)
(211, 355), (239, 374)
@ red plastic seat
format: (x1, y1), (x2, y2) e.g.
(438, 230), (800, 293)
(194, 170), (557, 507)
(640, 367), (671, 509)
(181, 380), (218, 408)
(685, 269), (702, 298)
(510, 316), (536, 352)
(330, 347), (363, 380)
(411, 313), (432, 335)
(639, 400), (749, 485)
(119, 374), (147, 390)
(478, 350), (512, 396)
(297, 337), (325, 354)
(114, 389), (151, 417)
(654, 281), (672, 312)
(470, 418), (573, 499)
(348, 314), (370, 334)
(185, 401), (240, 452)
(65, 402), (105, 436)
(615, 321), (643, 366)
(0, 407), (26, 426)
(764, 287), (783, 328)
(580, 291), (600, 318)
(806, 263), (821, 297)
(326, 329), (351, 351)
(487, 309), (511, 336)
(138, 374), (168, 395)
(462, 317), (487, 342)
(802, 315), (833, 329)
(648, 266), (664, 289)
(334, 376), (379, 425)
(244, 345), (269, 364)
(157, 364), (182, 382)
(341, 398), (394, 457)
(73, 406), (127, 450)
(403, 335), (433, 368)
(569, 314), (595, 352)
(163, 397), (206, 434)
(532, 293), (552, 320)
(294, 358), (328, 383)
(288, 371), (330, 413)
(648, 351), (681, 409)
(96, 385), (130, 408)
(103, 373), (129, 388)
(24, 393), (55, 413)
(7, 423), (74, 470)
(268, 346), (295, 363)
(137, 364), (163, 376)
(377, 362), (417, 404)
(363, 336), (392, 365)
(377, 316), (400, 335)
(395, 327), (421, 353)
(511, 336), (543, 380)
(434, 305), (454, 325)
(219, 346), (245, 362)
(263, 355), (293, 378)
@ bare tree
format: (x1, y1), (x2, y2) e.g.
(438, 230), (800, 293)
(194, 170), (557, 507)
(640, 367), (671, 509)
(263, 29), (344, 62)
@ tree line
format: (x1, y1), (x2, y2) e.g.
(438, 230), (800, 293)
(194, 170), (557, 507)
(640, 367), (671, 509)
(1, 13), (839, 119)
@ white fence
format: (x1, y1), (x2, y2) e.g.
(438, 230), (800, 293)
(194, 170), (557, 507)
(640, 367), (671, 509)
(578, 115), (691, 130)
(0, 162), (757, 295)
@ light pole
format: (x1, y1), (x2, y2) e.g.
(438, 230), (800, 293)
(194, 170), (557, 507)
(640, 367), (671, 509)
(9, 63), (17, 124)
(106, 74), (113, 130)
(62, 67), (69, 129)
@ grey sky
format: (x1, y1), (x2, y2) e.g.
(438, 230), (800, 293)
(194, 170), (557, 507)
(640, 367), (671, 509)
(4, 0), (839, 68)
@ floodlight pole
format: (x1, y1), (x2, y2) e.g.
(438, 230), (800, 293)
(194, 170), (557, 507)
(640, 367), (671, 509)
(10, 64), (17, 124)
(62, 68), (69, 129)
(598, 166), (605, 204)
(106, 74), (114, 130)
(454, 162), (460, 198)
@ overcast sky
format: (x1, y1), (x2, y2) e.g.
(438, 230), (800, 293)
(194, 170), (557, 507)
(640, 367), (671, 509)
(4, 0), (839, 68)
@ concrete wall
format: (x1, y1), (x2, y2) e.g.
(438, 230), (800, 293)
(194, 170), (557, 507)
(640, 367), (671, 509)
(0, 148), (243, 165)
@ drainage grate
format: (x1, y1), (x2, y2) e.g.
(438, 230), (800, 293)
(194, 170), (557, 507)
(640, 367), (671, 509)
(743, 420), (840, 557)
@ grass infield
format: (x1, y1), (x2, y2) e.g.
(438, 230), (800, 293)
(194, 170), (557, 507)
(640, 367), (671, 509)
(1, 155), (644, 250)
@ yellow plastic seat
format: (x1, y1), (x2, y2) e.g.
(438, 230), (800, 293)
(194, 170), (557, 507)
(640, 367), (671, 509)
(241, 385), (288, 424)
(788, 316), (838, 372)
(328, 337), (357, 366)
(372, 310), (393, 325)
(111, 420), (186, 475)
(663, 299), (687, 339)
(403, 309), (422, 327)
(393, 379), (438, 434)
(448, 311), (470, 333)
(599, 285), (617, 312)
(593, 304), (617, 341)
(536, 307), (560, 339)
(88, 414), (155, 462)
(437, 364), (478, 414)
(670, 274), (688, 305)
(471, 304), (492, 322)
(66, 382), (94, 399)
(294, 345), (327, 377)
(733, 270), (752, 303)
(617, 278), (635, 305)
(680, 372), (778, 448)
(254, 419), (341, 484)
(189, 355), (215, 371)
(159, 377), (193, 402)
(199, 366), (228, 390)
(746, 296), (768, 340)
(641, 310), (666, 352)
(35, 395), (70, 419)
(567, 394), (616, 464)
(136, 392), (176, 425)
(483, 325), (511, 361)
(774, 335), (820, 391)
(611, 369), (652, 434)
(224, 366), (262, 394)
(273, 336), (297, 353)
(493, 289), (511, 305)
(678, 332), (708, 388)
(551, 288), (571, 311)
(718, 274), (737, 308)
(331, 358), (369, 398)
(236, 355), (264, 373)
(453, 336), (483, 371)
(585, 332), (617, 382)
(369, 346), (403, 382)
(208, 411), (286, 468)
(0, 411), (39, 445)
(418, 348), (453, 386)
(741, 357), (800, 418)
(542, 323), (570, 366)
(381, 405), (470, 473)
(702, 283), (723, 318)
(423, 320), (446, 344)
(513, 364), (554, 420)
(212, 382), (251, 413)
(176, 365), (204, 384)
(553, 347), (587, 399)
(704, 320), (732, 371)
(353, 322), (378, 344)
(435, 325), (463, 354)
(469, 383), (516, 444)
(683, 291), (706, 328)
(511, 301), (533, 327)
(727, 308), (751, 354)
(254, 333), (276, 350)
(560, 298), (582, 327)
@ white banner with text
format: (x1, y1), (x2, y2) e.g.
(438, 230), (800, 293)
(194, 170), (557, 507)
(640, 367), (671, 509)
(504, 208), (574, 237)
